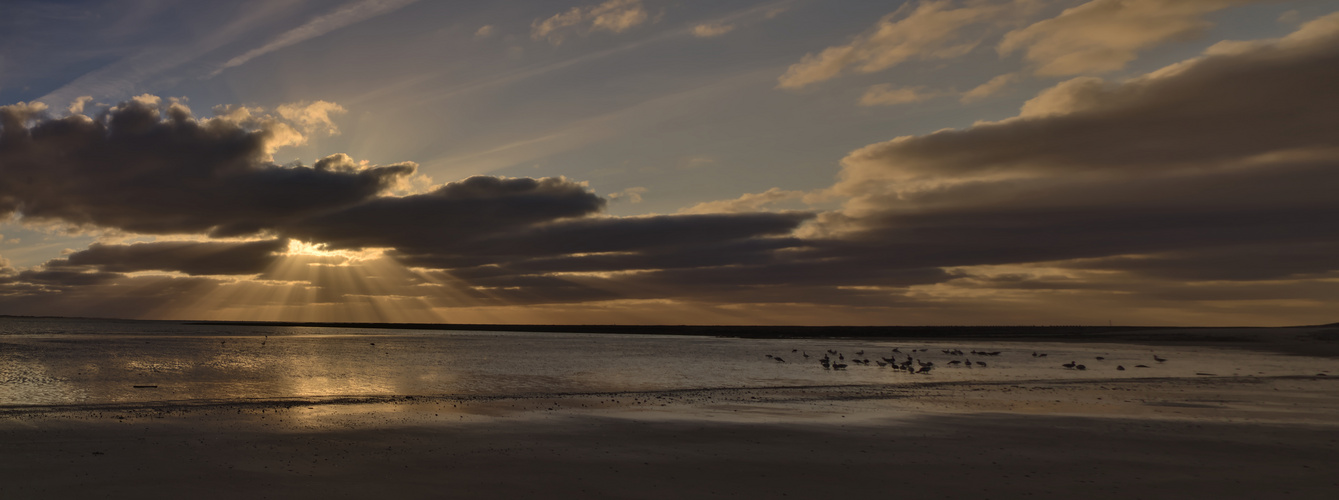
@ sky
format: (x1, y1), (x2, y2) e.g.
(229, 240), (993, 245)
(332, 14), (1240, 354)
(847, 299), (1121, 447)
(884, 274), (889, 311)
(0, 0), (1336, 326)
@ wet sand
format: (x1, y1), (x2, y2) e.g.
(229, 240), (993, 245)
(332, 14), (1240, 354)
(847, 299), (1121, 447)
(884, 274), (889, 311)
(3, 326), (1339, 498)
(3, 373), (1338, 499)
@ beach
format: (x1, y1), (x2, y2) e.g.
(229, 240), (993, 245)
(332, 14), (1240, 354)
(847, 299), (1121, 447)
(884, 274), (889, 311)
(2, 320), (1338, 498)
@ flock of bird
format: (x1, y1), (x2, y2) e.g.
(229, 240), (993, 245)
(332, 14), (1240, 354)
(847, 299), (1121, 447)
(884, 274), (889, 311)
(764, 347), (1169, 374)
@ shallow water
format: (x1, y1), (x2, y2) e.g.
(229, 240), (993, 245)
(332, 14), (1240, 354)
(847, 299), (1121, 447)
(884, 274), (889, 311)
(1, 317), (1335, 406)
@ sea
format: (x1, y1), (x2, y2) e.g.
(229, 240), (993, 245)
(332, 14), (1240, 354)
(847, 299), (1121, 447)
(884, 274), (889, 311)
(1, 317), (1333, 407)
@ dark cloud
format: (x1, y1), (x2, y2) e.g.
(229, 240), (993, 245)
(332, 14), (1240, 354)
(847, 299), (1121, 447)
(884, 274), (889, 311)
(1061, 242), (1339, 282)
(281, 176), (606, 251)
(65, 239), (287, 276)
(0, 98), (413, 236)
(12, 267), (121, 287)
(817, 14), (1339, 286)
(839, 21), (1339, 183)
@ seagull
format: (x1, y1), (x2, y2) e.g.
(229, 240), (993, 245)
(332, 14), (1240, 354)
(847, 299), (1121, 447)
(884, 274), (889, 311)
(802, 351), (810, 358)
(1153, 355), (1167, 363)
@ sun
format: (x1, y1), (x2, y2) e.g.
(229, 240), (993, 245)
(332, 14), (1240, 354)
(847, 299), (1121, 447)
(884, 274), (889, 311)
(284, 239), (385, 262)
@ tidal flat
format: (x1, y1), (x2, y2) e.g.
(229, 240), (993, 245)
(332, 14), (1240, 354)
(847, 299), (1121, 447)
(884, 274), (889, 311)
(2, 318), (1337, 499)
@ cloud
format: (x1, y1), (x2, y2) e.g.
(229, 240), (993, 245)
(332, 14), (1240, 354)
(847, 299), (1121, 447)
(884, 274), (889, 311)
(999, 0), (1257, 76)
(859, 84), (944, 106)
(817, 11), (1339, 281)
(679, 188), (806, 214)
(531, 0), (649, 44)
(275, 100), (346, 136)
(693, 23), (735, 38)
(213, 0), (420, 76)
(777, 0), (1040, 89)
(960, 72), (1020, 102)
(836, 14), (1339, 191)
(475, 25), (496, 38)
(608, 186), (648, 203)
(64, 239), (288, 276)
(281, 176), (607, 252)
(0, 96), (414, 236)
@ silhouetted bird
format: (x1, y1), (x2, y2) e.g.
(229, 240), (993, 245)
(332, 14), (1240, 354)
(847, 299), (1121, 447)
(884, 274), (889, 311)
(1135, 364), (1149, 368)
(1117, 365), (1125, 371)
(833, 362), (848, 370)
(855, 350), (864, 355)
(976, 361), (986, 367)
(876, 361), (887, 367)
(774, 357), (785, 363)
(1063, 361), (1077, 369)
(1153, 355), (1167, 362)
(1095, 356), (1105, 360)
(1076, 364), (1086, 370)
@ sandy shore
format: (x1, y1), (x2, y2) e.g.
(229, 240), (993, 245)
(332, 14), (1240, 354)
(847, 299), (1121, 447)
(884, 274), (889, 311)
(3, 373), (1338, 499)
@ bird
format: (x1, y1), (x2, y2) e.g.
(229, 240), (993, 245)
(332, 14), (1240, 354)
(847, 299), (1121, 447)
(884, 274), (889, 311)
(802, 351), (810, 359)
(1153, 355), (1167, 362)
(774, 357), (786, 363)
(1063, 361), (1077, 369)
(876, 361), (888, 367)
(833, 362), (848, 370)
(1076, 365), (1086, 370)
(792, 349), (798, 353)
(1135, 364), (1149, 368)
(838, 354), (844, 360)
(976, 361), (986, 367)
(916, 366), (932, 374)
(948, 360), (962, 366)
(1117, 365), (1125, 371)
(1037, 353), (1048, 357)
(1095, 356), (1105, 360)
(891, 348), (902, 353)
(855, 350), (864, 355)
(828, 350), (837, 354)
